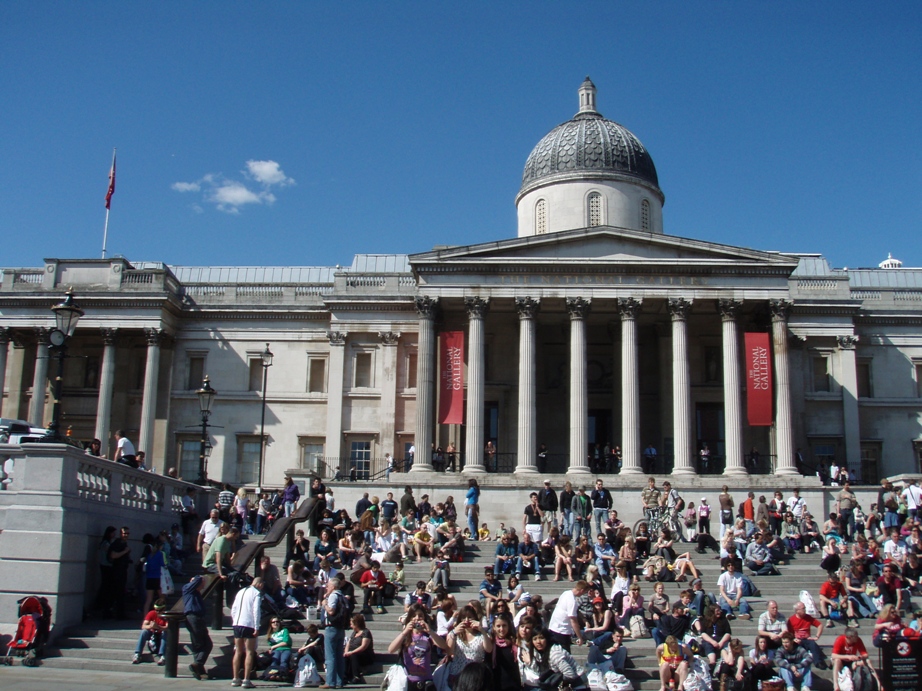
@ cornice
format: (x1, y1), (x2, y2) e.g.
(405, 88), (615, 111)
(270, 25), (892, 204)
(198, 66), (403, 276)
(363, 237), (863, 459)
(413, 263), (794, 278)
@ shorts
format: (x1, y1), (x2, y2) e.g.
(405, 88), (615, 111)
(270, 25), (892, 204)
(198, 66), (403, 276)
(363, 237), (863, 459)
(146, 578), (161, 591)
(233, 626), (257, 639)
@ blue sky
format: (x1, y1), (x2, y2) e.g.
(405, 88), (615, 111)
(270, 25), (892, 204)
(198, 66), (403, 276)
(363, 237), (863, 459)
(2, 2), (920, 270)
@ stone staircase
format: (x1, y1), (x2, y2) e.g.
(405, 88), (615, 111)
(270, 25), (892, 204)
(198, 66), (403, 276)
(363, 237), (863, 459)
(43, 535), (859, 688)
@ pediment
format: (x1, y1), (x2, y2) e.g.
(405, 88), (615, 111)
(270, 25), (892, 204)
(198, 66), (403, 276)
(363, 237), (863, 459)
(410, 226), (795, 269)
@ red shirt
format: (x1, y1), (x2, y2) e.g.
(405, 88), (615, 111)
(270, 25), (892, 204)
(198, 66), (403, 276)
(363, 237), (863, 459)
(742, 499), (754, 521)
(832, 635), (868, 657)
(820, 581), (846, 600)
(360, 569), (386, 589)
(143, 609), (167, 629)
(787, 613), (820, 640)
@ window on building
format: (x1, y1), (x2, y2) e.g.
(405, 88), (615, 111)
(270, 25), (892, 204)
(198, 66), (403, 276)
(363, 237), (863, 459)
(308, 357), (326, 393)
(641, 199), (651, 231)
(178, 438), (201, 481)
(536, 199), (547, 235)
(248, 358), (264, 392)
(703, 347), (722, 383)
(237, 437), (261, 485)
(132, 350), (145, 390)
(187, 355), (205, 390)
(856, 360), (872, 398)
(406, 351), (418, 389)
(916, 363), (922, 397)
(354, 352), (372, 388)
(809, 439), (840, 468)
(299, 437), (325, 475)
(349, 439), (372, 481)
(860, 442), (881, 484)
(812, 356), (830, 392)
(588, 192), (602, 227)
(83, 356), (100, 389)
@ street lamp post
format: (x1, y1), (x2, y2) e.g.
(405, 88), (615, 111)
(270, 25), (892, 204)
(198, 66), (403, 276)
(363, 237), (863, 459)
(44, 290), (84, 442)
(257, 343), (273, 490)
(196, 376), (217, 484)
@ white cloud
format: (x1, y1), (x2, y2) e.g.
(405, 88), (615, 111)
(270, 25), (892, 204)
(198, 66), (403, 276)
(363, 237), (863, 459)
(245, 160), (294, 187)
(171, 160), (293, 213)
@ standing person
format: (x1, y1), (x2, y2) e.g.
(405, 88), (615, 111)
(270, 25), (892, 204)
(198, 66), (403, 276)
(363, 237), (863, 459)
(216, 484), (235, 522)
(255, 493), (271, 535)
(547, 581), (589, 651)
(836, 481), (858, 542)
(698, 497), (712, 538)
(108, 526), (132, 619)
(113, 430), (138, 468)
(741, 492), (756, 536)
(559, 481), (576, 538)
(643, 443), (657, 474)
(699, 443), (711, 473)
(446, 442), (457, 472)
(642, 477), (661, 522)
(901, 479), (922, 522)
(879, 479), (901, 531)
(523, 492), (544, 543)
(141, 538), (166, 616)
(718, 486), (735, 539)
(537, 443), (548, 474)
(180, 488), (199, 543)
(282, 476), (300, 518)
(95, 526), (117, 615)
(466, 479), (481, 538)
(485, 440), (497, 472)
(571, 486), (592, 540)
(787, 488), (807, 522)
(538, 480), (559, 532)
(590, 479), (613, 537)
(400, 485), (417, 518)
(230, 577), (264, 688)
(183, 576), (213, 680)
(749, 446), (761, 471)
(234, 488), (251, 533)
(309, 477), (327, 535)
(384, 453), (394, 481)
(320, 576), (348, 688)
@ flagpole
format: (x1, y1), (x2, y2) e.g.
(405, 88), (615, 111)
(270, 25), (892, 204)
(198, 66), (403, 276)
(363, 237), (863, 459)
(102, 148), (116, 259)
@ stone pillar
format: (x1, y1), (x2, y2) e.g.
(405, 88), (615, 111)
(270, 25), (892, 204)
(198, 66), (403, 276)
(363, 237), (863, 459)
(771, 299), (797, 475)
(719, 300), (746, 476)
(378, 331), (400, 460)
(463, 297), (489, 474)
(138, 329), (163, 457)
(669, 299), (695, 475)
(619, 298), (643, 475)
(412, 297), (439, 473)
(94, 328), (118, 454)
(0, 328), (10, 416)
(29, 328), (50, 426)
(325, 331), (347, 474)
(566, 298), (591, 475)
(515, 297), (540, 475)
(837, 335), (862, 477)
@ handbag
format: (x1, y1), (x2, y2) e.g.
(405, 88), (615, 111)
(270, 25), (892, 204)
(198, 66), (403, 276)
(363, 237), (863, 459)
(720, 509), (733, 525)
(160, 567), (175, 595)
(382, 662), (409, 691)
(538, 669), (564, 690)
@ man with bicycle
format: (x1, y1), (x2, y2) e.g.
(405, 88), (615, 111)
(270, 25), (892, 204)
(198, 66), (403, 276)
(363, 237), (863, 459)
(661, 481), (685, 540)
(641, 477), (661, 523)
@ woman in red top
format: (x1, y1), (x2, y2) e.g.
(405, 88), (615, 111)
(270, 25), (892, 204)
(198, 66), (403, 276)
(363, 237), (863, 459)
(872, 603), (903, 647)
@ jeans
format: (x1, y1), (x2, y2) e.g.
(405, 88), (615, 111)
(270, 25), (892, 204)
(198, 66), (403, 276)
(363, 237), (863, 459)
(718, 594), (752, 616)
(797, 638), (826, 666)
(494, 557), (515, 575)
(593, 508), (608, 537)
(779, 667), (813, 689)
(587, 639), (626, 671)
(884, 510), (901, 529)
(517, 557), (539, 576)
(134, 629), (165, 656)
(467, 505), (478, 537)
(690, 591), (707, 617)
(574, 516), (591, 539)
(324, 626), (345, 686)
(849, 593), (878, 618)
(839, 508), (855, 541)
(746, 560), (778, 576)
(285, 501), (296, 518)
(561, 509), (573, 537)
(255, 514), (266, 535)
(595, 558), (612, 577)
(271, 647), (291, 671)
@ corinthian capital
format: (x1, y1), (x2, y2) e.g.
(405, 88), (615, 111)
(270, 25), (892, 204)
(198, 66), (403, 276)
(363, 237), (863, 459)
(770, 298), (793, 322)
(327, 331), (347, 346)
(464, 296), (490, 320)
(378, 331), (400, 346)
(414, 296), (440, 319)
(515, 296), (541, 320)
(667, 298), (692, 320)
(837, 335), (859, 350)
(718, 299), (742, 320)
(617, 297), (641, 320)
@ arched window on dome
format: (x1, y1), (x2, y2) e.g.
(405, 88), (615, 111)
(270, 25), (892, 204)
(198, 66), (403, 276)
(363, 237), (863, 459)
(535, 198), (548, 235)
(641, 199), (650, 231)
(587, 192), (603, 227)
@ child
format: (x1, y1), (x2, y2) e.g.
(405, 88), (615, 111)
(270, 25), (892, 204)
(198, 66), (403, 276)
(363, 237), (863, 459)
(297, 623), (325, 670)
(389, 560), (405, 592)
(491, 522), (506, 541)
(479, 522), (492, 541)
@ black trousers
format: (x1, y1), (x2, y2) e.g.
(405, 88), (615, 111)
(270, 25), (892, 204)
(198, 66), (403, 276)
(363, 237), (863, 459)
(185, 613), (213, 666)
(547, 628), (572, 651)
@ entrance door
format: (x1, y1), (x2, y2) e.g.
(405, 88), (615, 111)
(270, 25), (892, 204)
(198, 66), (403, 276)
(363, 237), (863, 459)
(695, 403), (725, 474)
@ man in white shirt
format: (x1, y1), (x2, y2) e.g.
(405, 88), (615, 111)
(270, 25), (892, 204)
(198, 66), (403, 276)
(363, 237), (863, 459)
(717, 561), (752, 619)
(829, 462), (840, 486)
(114, 430), (137, 468)
(548, 581), (589, 650)
(757, 600), (787, 648)
(787, 489), (807, 522)
(902, 479), (922, 522)
(197, 509), (224, 564)
(882, 529), (909, 566)
(230, 577), (264, 687)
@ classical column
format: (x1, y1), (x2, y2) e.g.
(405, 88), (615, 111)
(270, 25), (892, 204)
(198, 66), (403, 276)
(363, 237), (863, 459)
(463, 297), (489, 474)
(325, 331), (347, 474)
(378, 331), (400, 462)
(566, 297), (591, 475)
(669, 299), (695, 475)
(771, 299), (797, 475)
(619, 298), (642, 475)
(94, 328), (118, 453)
(837, 335), (862, 477)
(412, 297), (439, 473)
(138, 328), (163, 457)
(29, 328), (50, 426)
(719, 299), (746, 476)
(515, 297), (540, 475)
(0, 328), (11, 416)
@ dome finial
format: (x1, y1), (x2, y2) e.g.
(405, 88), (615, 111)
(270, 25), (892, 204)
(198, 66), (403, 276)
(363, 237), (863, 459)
(578, 76), (598, 115)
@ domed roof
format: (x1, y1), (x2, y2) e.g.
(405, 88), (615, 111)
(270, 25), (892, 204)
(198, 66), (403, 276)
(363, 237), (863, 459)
(519, 78), (661, 199)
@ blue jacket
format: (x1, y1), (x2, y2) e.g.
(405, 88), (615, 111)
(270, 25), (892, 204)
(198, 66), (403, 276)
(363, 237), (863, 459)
(183, 576), (206, 616)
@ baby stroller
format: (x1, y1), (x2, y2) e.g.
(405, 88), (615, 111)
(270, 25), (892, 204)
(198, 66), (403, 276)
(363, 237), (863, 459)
(4, 596), (52, 666)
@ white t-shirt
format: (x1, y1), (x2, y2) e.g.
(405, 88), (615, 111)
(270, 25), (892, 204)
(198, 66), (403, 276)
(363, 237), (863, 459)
(787, 496), (806, 520)
(902, 485), (922, 510)
(883, 538), (908, 561)
(548, 589), (579, 635)
(198, 518), (222, 546)
(117, 436), (136, 457)
(718, 571), (743, 600)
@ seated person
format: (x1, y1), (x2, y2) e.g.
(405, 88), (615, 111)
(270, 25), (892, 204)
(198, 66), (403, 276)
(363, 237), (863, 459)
(478, 568), (503, 616)
(593, 534), (617, 579)
(412, 526), (434, 562)
(745, 532), (780, 576)
(493, 535), (517, 575)
(338, 530), (361, 569)
(717, 561), (752, 619)
(403, 580), (432, 613)
(757, 600), (787, 649)
(586, 627), (628, 672)
(648, 582), (670, 626)
(132, 598), (168, 664)
(656, 635), (691, 691)
(882, 529), (909, 567)
(774, 632), (813, 691)
(203, 527), (239, 579)
(800, 513), (822, 553)
(286, 559), (313, 606)
(695, 605), (732, 665)
(818, 572), (848, 626)
(359, 560), (387, 614)
(831, 628), (879, 691)
(516, 532), (542, 580)
(652, 602), (691, 646)
(259, 555), (283, 604)
(787, 602), (827, 669)
(876, 563), (905, 611)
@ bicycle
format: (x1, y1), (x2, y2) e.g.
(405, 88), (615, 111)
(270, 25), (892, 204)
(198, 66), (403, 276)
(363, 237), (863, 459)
(633, 506), (683, 538)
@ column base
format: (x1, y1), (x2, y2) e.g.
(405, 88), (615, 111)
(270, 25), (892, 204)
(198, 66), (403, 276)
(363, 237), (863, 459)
(462, 464), (485, 474)
(774, 466), (800, 476)
(408, 464), (433, 474)
(671, 467), (698, 477)
(568, 466), (591, 474)
(514, 465), (539, 475)
(722, 467), (749, 477)
(618, 467), (644, 476)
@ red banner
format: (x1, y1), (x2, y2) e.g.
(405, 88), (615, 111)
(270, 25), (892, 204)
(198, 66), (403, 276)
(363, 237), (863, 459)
(438, 331), (465, 424)
(744, 332), (773, 426)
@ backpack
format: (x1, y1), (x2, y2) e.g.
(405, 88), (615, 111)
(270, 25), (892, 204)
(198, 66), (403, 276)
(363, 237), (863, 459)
(673, 491), (685, 513)
(629, 614), (650, 638)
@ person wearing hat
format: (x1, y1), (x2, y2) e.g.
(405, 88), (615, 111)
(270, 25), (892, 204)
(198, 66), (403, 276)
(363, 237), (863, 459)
(571, 486), (592, 540)
(132, 597), (168, 665)
(538, 479), (559, 532)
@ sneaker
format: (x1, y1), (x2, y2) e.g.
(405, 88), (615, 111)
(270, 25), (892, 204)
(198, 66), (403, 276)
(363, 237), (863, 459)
(826, 619), (834, 627)
(231, 680), (242, 688)
(738, 613), (752, 620)
(847, 618), (859, 628)
(157, 656), (166, 666)
(242, 682), (255, 689)
(535, 572), (544, 581)
(132, 654), (141, 664)
(376, 606), (386, 614)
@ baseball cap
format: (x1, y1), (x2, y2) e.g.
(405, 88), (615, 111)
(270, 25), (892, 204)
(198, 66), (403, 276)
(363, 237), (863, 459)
(701, 497), (707, 501)
(592, 597), (604, 605)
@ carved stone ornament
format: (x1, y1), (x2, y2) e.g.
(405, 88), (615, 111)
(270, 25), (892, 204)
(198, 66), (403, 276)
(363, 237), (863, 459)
(414, 296), (439, 319)
(327, 331), (347, 346)
(100, 327), (119, 346)
(464, 296), (490, 320)
(33, 326), (50, 342)
(515, 296), (541, 319)
(769, 298), (793, 322)
(617, 297), (641, 319)
(378, 331), (400, 345)
(144, 328), (165, 346)
(566, 297), (591, 319)
(718, 298), (742, 320)
(837, 335), (859, 350)
(667, 298), (692, 320)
